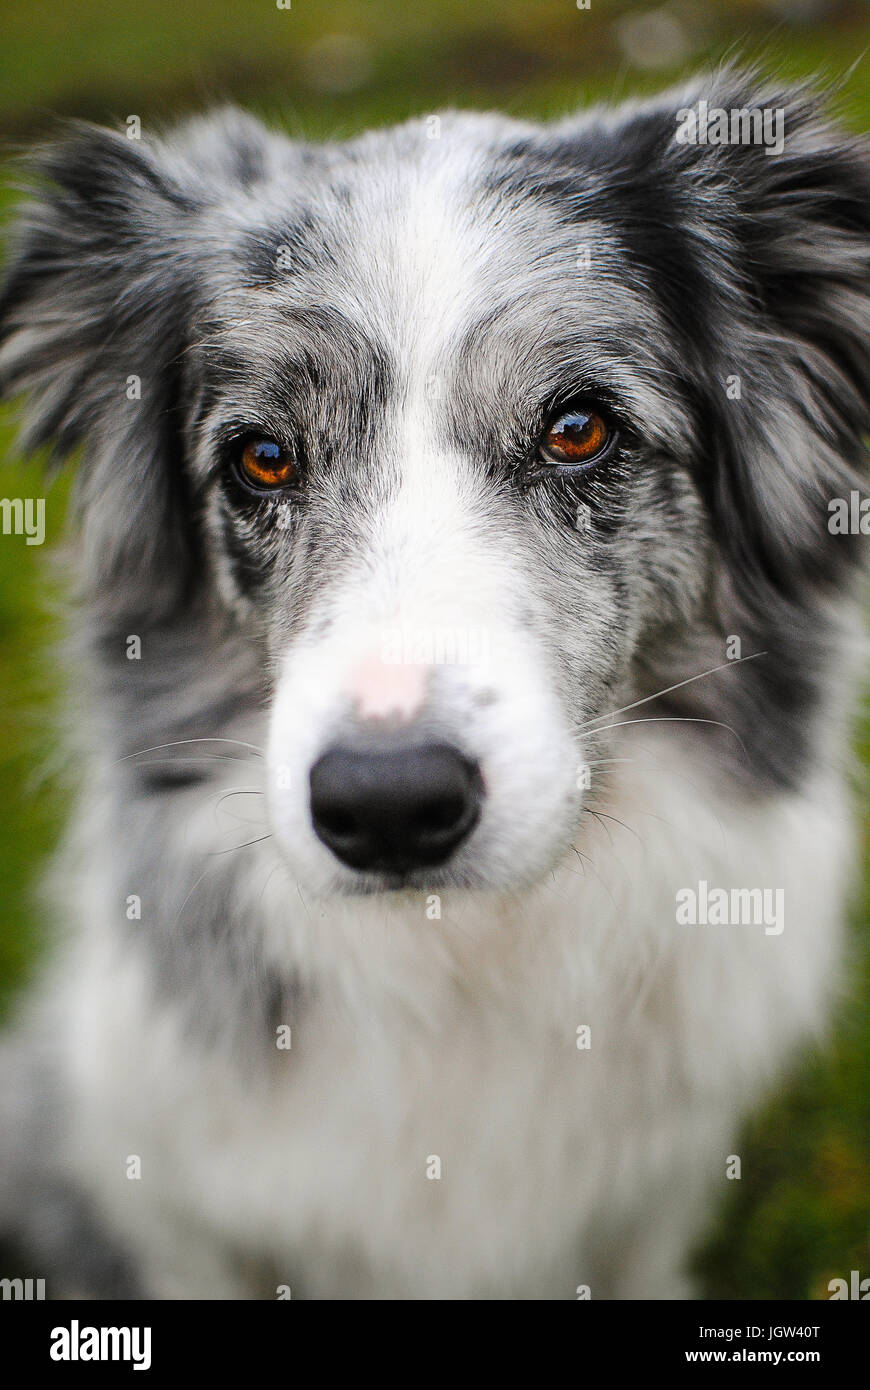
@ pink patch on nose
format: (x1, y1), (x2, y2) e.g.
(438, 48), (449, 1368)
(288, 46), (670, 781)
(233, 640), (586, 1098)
(349, 655), (429, 723)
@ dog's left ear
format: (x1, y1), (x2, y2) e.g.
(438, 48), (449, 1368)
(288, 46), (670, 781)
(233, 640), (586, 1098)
(661, 72), (870, 597)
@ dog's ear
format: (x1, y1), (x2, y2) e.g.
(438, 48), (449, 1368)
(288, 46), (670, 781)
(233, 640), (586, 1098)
(701, 74), (870, 599)
(0, 123), (204, 619)
(663, 72), (870, 598)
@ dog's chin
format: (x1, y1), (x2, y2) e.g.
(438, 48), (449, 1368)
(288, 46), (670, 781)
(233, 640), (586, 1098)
(321, 862), (493, 898)
(279, 856), (496, 900)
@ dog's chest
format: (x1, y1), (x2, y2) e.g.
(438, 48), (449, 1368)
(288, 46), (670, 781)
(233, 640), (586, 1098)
(94, 980), (682, 1298)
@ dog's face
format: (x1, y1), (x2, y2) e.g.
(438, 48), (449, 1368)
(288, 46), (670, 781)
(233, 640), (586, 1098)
(186, 111), (711, 895)
(2, 73), (869, 897)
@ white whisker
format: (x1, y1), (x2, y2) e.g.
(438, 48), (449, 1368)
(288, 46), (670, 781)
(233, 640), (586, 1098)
(209, 833), (273, 856)
(116, 737), (265, 763)
(212, 788), (265, 808)
(583, 715), (749, 758)
(580, 653), (767, 731)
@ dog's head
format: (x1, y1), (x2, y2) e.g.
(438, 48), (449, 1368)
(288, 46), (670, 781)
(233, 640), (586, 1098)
(2, 71), (869, 897)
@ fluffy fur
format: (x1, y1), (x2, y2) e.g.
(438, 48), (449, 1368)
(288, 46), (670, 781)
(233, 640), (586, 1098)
(0, 68), (868, 1299)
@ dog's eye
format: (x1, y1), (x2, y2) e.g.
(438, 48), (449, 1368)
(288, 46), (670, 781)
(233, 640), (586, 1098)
(238, 438), (297, 491)
(538, 407), (611, 467)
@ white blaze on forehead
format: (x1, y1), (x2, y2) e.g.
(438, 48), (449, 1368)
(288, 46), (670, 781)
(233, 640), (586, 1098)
(376, 152), (497, 534)
(391, 146), (491, 388)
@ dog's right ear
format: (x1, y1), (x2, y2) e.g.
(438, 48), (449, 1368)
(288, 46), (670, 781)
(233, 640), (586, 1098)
(0, 124), (206, 618)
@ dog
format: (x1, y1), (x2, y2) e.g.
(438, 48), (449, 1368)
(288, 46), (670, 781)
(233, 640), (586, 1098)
(0, 66), (868, 1300)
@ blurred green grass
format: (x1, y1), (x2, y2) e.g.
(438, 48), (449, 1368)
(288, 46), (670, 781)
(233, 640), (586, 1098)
(0, 0), (869, 1299)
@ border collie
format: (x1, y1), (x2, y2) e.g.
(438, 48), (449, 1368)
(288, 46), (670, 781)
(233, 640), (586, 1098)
(0, 67), (868, 1299)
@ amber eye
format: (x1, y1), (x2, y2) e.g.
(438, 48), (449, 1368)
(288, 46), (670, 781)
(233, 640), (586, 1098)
(238, 437), (297, 491)
(539, 407), (611, 467)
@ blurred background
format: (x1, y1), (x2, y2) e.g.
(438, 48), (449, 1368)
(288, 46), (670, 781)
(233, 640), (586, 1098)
(1, 0), (869, 1299)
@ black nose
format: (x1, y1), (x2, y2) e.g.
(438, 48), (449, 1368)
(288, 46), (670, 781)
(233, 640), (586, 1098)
(310, 743), (482, 874)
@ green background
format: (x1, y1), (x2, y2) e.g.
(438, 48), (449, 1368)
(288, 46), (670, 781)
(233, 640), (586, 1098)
(1, 0), (869, 1299)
